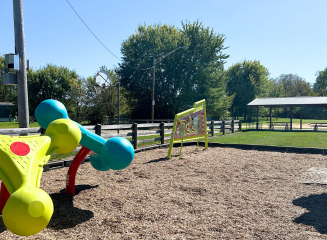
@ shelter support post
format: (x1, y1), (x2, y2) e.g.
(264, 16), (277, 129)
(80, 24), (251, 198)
(290, 107), (293, 131)
(300, 107), (302, 129)
(269, 107), (272, 130)
(256, 106), (259, 130)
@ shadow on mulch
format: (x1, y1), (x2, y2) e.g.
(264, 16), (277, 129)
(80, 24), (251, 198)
(145, 157), (168, 164)
(0, 184), (98, 233)
(48, 184), (98, 230)
(144, 148), (206, 164)
(0, 217), (6, 233)
(293, 193), (327, 234)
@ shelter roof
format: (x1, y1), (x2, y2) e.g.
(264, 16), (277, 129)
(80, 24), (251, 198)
(247, 97), (327, 107)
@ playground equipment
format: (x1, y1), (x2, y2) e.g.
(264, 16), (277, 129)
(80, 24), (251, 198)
(168, 99), (208, 158)
(0, 99), (135, 236)
(0, 119), (81, 236)
(34, 99), (135, 194)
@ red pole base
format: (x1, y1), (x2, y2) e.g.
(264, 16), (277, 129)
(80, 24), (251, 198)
(66, 146), (90, 195)
(0, 181), (10, 214)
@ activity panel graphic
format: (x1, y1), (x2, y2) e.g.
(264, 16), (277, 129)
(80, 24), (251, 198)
(168, 99), (208, 158)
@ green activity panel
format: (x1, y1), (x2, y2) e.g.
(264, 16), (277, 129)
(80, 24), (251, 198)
(168, 99), (208, 158)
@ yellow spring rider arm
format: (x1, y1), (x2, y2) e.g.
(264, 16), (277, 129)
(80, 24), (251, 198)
(0, 119), (81, 236)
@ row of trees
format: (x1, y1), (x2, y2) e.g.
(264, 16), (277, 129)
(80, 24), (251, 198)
(0, 57), (126, 124)
(1, 21), (327, 124)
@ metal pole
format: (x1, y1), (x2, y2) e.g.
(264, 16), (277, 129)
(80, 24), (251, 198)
(269, 107), (272, 130)
(300, 107), (302, 129)
(256, 106), (259, 130)
(13, 0), (29, 128)
(117, 82), (120, 134)
(117, 82), (120, 125)
(290, 107), (293, 131)
(152, 58), (155, 123)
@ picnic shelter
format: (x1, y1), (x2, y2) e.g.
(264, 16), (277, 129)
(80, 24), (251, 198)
(247, 97), (327, 130)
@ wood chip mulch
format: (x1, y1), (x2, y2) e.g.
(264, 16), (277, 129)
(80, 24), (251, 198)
(1, 145), (327, 239)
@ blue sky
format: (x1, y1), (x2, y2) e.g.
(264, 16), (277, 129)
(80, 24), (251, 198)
(1, 0), (326, 84)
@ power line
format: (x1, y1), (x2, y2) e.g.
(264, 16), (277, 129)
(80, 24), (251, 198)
(65, 0), (121, 61)
(65, 0), (188, 71)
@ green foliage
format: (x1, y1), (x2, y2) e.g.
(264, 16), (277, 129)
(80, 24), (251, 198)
(82, 67), (127, 124)
(27, 64), (80, 119)
(117, 21), (231, 119)
(267, 79), (286, 98)
(313, 67), (327, 96)
(226, 60), (270, 120)
(273, 74), (315, 97)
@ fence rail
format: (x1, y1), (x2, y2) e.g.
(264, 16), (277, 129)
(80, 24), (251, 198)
(108, 118), (174, 124)
(0, 120), (242, 150)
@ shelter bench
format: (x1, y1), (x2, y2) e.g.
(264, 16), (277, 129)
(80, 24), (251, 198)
(310, 123), (327, 131)
(268, 122), (289, 130)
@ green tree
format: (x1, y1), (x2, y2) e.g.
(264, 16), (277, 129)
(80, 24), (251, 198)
(226, 60), (270, 121)
(83, 67), (128, 124)
(68, 76), (86, 122)
(116, 21), (231, 119)
(313, 67), (327, 96)
(275, 74), (315, 97)
(27, 64), (79, 119)
(268, 79), (286, 98)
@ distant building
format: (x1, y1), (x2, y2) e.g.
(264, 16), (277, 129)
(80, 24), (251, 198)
(0, 102), (15, 121)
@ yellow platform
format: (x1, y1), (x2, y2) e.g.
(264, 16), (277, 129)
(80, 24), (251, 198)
(0, 118), (81, 236)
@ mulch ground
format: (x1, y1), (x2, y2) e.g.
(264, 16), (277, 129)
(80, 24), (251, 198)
(1, 145), (327, 239)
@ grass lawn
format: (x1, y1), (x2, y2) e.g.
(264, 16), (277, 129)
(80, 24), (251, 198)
(0, 121), (40, 128)
(207, 130), (327, 149)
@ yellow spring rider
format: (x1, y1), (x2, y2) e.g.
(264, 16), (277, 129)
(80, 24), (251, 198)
(0, 119), (81, 236)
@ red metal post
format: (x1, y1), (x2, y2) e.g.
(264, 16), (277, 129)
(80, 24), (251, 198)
(0, 181), (10, 214)
(66, 146), (90, 195)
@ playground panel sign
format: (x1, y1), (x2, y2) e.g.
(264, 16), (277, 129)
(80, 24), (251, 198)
(168, 99), (208, 158)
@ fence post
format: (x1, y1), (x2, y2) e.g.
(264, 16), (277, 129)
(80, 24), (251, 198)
(95, 124), (101, 136)
(239, 120), (242, 131)
(211, 120), (214, 137)
(160, 122), (165, 144)
(222, 120), (225, 135)
(132, 123), (138, 149)
(40, 127), (46, 134)
(19, 130), (28, 136)
(231, 120), (235, 133)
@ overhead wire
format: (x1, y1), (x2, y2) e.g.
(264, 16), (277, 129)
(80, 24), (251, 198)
(65, 0), (188, 72)
(65, 0), (121, 61)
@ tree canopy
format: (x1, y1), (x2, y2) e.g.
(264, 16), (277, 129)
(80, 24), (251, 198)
(116, 21), (232, 119)
(226, 60), (270, 121)
(273, 74), (315, 97)
(82, 67), (122, 124)
(27, 64), (80, 119)
(313, 67), (327, 96)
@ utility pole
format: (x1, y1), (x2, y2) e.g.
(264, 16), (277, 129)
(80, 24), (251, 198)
(149, 46), (187, 123)
(151, 58), (155, 123)
(13, 0), (29, 128)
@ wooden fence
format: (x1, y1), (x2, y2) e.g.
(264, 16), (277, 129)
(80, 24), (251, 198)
(108, 118), (174, 124)
(0, 120), (242, 150)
